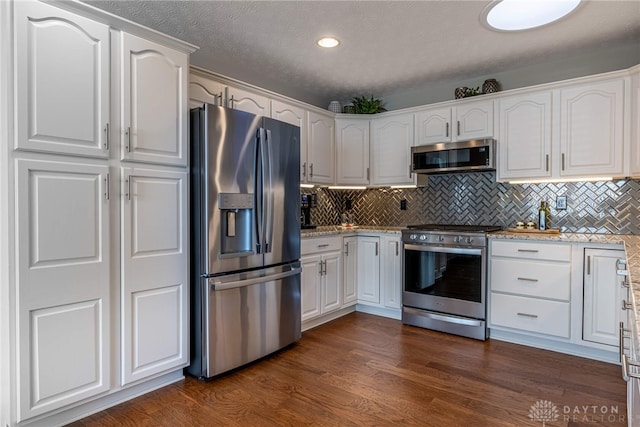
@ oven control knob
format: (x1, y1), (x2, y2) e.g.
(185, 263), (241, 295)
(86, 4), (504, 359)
(419, 235), (427, 241)
(410, 234), (417, 240)
(454, 236), (462, 243)
(466, 237), (474, 244)
(438, 235), (445, 242)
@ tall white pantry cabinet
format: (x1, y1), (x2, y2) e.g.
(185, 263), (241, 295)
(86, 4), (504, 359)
(0, 1), (197, 426)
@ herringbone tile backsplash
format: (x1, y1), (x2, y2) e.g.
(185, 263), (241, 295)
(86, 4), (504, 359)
(303, 172), (640, 234)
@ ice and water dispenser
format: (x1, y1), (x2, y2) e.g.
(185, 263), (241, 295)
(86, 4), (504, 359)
(218, 193), (253, 257)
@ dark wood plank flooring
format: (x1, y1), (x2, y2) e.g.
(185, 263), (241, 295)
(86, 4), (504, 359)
(70, 313), (627, 426)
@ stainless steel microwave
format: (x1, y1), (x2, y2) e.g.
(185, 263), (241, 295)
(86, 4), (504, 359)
(411, 139), (495, 174)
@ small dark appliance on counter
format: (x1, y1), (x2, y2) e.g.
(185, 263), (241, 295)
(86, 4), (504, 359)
(301, 194), (317, 229)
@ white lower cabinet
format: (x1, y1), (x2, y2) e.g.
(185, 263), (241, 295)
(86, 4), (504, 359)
(15, 159), (111, 421)
(490, 238), (630, 364)
(353, 234), (402, 319)
(583, 248), (627, 347)
(301, 237), (343, 325)
(356, 236), (380, 304)
(121, 167), (189, 385)
(380, 235), (402, 309)
(342, 236), (358, 306)
(489, 240), (572, 339)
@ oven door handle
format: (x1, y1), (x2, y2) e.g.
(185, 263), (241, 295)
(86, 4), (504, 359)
(404, 243), (482, 256)
(403, 307), (484, 327)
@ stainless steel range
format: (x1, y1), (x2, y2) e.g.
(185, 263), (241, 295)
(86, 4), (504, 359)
(402, 224), (502, 340)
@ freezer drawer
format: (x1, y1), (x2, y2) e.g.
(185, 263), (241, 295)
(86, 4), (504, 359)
(192, 263), (301, 379)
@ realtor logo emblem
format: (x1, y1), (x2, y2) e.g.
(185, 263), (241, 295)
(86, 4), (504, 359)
(529, 400), (560, 426)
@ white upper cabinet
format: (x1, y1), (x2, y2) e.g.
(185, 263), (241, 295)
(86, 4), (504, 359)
(415, 107), (451, 145)
(497, 91), (553, 181)
(456, 100), (494, 141)
(271, 100), (307, 180)
(306, 110), (335, 185)
(370, 113), (415, 186)
(121, 167), (189, 385)
(227, 86), (270, 116)
(559, 79), (625, 178)
(189, 73), (225, 109)
(335, 119), (370, 185)
(415, 99), (493, 146)
(632, 69), (640, 176)
(15, 159), (111, 421)
(120, 32), (189, 167)
(14, 1), (110, 158)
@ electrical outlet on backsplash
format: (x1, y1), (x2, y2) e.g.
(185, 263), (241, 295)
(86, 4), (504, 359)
(302, 173), (640, 234)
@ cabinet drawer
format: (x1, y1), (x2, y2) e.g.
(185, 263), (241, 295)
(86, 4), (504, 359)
(491, 240), (571, 262)
(490, 293), (570, 338)
(302, 236), (341, 255)
(491, 258), (570, 301)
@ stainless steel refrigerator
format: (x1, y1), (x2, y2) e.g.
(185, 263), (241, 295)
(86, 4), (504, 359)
(188, 104), (301, 379)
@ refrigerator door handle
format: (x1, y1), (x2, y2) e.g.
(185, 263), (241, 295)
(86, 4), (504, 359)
(210, 266), (301, 291)
(264, 129), (274, 253)
(255, 128), (266, 254)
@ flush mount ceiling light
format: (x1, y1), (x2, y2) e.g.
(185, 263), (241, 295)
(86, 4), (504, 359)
(317, 37), (340, 48)
(482, 0), (581, 31)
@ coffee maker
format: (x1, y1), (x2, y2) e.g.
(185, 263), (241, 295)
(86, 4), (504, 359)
(300, 194), (317, 229)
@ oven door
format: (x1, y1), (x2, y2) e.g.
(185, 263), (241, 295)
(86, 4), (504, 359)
(403, 243), (486, 320)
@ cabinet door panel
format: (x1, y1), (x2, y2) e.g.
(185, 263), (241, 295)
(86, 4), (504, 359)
(381, 237), (401, 309)
(583, 249), (626, 347)
(322, 251), (342, 313)
(356, 237), (380, 304)
(497, 92), (552, 180)
(342, 237), (357, 305)
(16, 159), (110, 420)
(121, 33), (188, 166)
(336, 119), (369, 185)
(15, 1), (109, 158)
(121, 167), (188, 384)
(371, 114), (414, 185)
(271, 100), (307, 181)
(455, 100), (493, 140)
(307, 111), (335, 184)
(189, 74), (225, 108)
(227, 86), (270, 116)
(415, 107), (451, 145)
(301, 255), (322, 321)
(560, 80), (624, 177)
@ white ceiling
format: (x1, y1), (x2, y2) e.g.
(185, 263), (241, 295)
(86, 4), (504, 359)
(85, 0), (640, 109)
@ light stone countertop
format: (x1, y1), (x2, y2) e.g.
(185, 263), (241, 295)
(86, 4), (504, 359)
(490, 231), (640, 352)
(301, 225), (403, 237)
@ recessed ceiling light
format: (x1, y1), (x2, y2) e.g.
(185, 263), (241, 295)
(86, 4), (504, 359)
(317, 37), (340, 48)
(482, 0), (581, 32)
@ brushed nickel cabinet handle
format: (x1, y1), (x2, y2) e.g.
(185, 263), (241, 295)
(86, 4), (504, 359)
(125, 127), (131, 152)
(229, 95), (235, 108)
(517, 312), (538, 319)
(375, 242), (378, 256)
(218, 91), (223, 106)
(344, 242), (349, 256)
(310, 163), (314, 179)
(545, 154), (549, 172)
(104, 173), (110, 200)
(517, 249), (539, 253)
(457, 120), (460, 136)
(517, 277), (538, 282)
(446, 122), (449, 138)
(587, 255), (591, 275)
(104, 123), (110, 150)
(302, 162), (307, 179)
(561, 153), (566, 171)
(395, 241), (399, 256)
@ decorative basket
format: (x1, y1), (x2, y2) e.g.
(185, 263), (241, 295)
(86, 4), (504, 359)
(328, 101), (342, 113)
(482, 79), (499, 94)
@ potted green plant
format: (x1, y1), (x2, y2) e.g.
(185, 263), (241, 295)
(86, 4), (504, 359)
(350, 95), (386, 114)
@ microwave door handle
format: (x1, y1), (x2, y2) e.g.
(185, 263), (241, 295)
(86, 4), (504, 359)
(264, 129), (274, 253)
